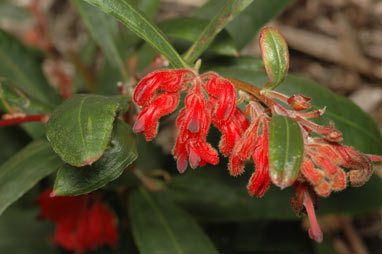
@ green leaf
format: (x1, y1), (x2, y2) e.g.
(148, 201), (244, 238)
(163, 166), (382, 222)
(184, 0), (253, 63)
(129, 187), (218, 254)
(53, 120), (137, 196)
(207, 61), (382, 154)
(163, 168), (297, 222)
(159, 17), (238, 57)
(46, 94), (130, 167)
(193, 0), (292, 49)
(0, 140), (64, 215)
(0, 29), (61, 107)
(0, 207), (58, 253)
(73, 0), (129, 81)
(128, 0), (159, 20)
(268, 115), (303, 188)
(0, 126), (29, 165)
(260, 27), (289, 90)
(82, 0), (189, 68)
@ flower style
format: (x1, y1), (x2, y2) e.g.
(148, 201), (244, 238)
(36, 189), (118, 253)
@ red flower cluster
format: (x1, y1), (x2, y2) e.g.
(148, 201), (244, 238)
(36, 189), (118, 253)
(133, 69), (377, 243)
(133, 69), (248, 173)
(301, 138), (372, 197)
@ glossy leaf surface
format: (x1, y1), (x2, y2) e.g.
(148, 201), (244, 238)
(268, 115), (304, 188)
(0, 140), (63, 215)
(82, 0), (189, 68)
(184, 0), (253, 63)
(129, 187), (218, 254)
(53, 120), (138, 196)
(46, 94), (129, 167)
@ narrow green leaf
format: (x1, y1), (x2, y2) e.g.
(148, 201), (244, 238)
(53, 120), (137, 196)
(129, 187), (218, 254)
(184, 0), (253, 63)
(46, 94), (129, 167)
(128, 0), (160, 20)
(73, 0), (129, 81)
(0, 29), (61, 107)
(268, 115), (304, 188)
(0, 140), (64, 215)
(207, 60), (382, 154)
(193, 0), (292, 49)
(260, 27), (289, 90)
(82, 0), (189, 68)
(159, 17), (238, 57)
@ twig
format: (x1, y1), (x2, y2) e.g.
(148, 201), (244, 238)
(0, 114), (49, 127)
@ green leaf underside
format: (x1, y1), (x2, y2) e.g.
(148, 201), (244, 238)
(162, 167), (382, 222)
(129, 187), (218, 254)
(73, 0), (129, 80)
(53, 120), (138, 196)
(0, 29), (61, 107)
(261, 28), (289, 90)
(193, 0), (292, 49)
(268, 115), (304, 188)
(159, 17), (238, 57)
(0, 140), (63, 215)
(46, 94), (126, 167)
(82, 0), (189, 68)
(184, 0), (253, 63)
(208, 64), (382, 154)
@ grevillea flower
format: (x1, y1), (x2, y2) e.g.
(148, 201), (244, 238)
(291, 182), (323, 243)
(301, 138), (372, 197)
(36, 189), (118, 253)
(133, 69), (247, 173)
(133, 68), (381, 244)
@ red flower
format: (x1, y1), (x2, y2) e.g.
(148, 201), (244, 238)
(36, 189), (118, 253)
(133, 69), (247, 173)
(291, 182), (323, 243)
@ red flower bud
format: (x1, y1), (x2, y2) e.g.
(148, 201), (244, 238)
(134, 69), (193, 106)
(133, 92), (180, 141)
(287, 94), (311, 111)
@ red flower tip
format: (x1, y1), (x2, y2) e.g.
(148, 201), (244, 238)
(36, 189), (118, 253)
(247, 120), (271, 197)
(133, 92), (180, 141)
(287, 94), (311, 111)
(134, 69), (193, 106)
(291, 183), (323, 243)
(205, 76), (237, 122)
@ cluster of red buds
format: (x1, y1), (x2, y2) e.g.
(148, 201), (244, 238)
(133, 69), (249, 173)
(132, 68), (380, 243)
(36, 189), (118, 253)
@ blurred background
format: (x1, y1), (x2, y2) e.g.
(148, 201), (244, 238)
(0, 0), (381, 253)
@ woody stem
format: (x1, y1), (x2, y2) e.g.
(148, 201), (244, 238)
(367, 154), (382, 162)
(0, 114), (48, 127)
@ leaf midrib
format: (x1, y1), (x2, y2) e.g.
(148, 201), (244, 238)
(140, 188), (183, 254)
